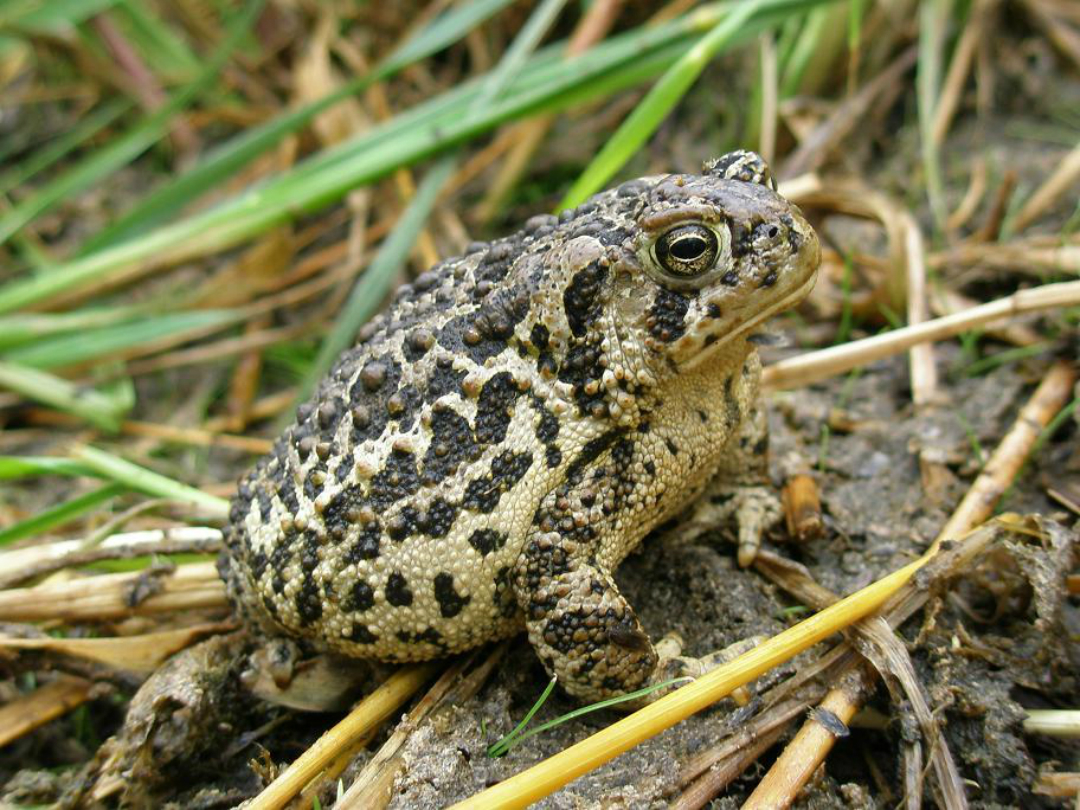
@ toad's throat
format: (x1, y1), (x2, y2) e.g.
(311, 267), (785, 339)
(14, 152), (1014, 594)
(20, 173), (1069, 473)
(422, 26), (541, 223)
(679, 273), (817, 371)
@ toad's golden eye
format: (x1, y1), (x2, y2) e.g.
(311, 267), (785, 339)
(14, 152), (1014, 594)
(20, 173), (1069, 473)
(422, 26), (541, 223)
(654, 224), (719, 277)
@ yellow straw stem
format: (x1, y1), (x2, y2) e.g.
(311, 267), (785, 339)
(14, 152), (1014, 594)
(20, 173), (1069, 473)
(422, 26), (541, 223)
(247, 663), (436, 810)
(451, 554), (931, 809)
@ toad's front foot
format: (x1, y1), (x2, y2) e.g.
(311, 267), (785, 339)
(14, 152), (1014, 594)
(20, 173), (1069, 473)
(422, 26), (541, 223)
(516, 532), (768, 705)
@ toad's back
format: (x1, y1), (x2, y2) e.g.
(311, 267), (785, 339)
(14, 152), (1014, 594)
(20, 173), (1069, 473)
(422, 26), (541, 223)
(219, 151), (820, 678)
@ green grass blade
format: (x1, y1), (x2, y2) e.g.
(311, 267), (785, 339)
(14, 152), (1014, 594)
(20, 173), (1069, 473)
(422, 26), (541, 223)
(0, 483), (125, 547)
(0, 360), (128, 431)
(0, 0), (265, 249)
(79, 0), (519, 253)
(2, 309), (242, 369)
(382, 0), (520, 72)
(0, 306), (150, 351)
(918, 0), (951, 231)
(470, 0), (569, 111)
(0, 0), (119, 29)
(558, 0), (765, 210)
(779, 5), (827, 97)
(72, 445), (229, 517)
(0, 457), (99, 480)
(487, 677), (557, 758)
(113, 0), (202, 81)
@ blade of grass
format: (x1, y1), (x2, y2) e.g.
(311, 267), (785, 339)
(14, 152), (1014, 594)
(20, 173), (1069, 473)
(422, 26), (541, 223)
(917, 0), (952, 231)
(0, 360), (128, 431)
(385, 0), (519, 70)
(2, 309), (243, 369)
(489, 676), (693, 757)
(488, 677), (558, 758)
(0, 0), (265, 249)
(779, 5), (828, 96)
(0, 0), (119, 29)
(112, 0), (202, 82)
(557, 0), (764, 210)
(71, 445), (229, 517)
(470, 0), (570, 111)
(0, 305), (151, 351)
(0, 457), (99, 480)
(79, 0), (521, 253)
(0, 483), (125, 547)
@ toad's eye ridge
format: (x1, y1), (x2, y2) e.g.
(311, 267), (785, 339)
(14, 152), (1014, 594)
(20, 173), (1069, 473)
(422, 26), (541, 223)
(655, 225), (718, 277)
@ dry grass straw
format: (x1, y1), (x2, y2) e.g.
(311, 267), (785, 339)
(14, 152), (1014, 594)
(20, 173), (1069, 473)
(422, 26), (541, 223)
(780, 46), (918, 179)
(902, 211), (937, 406)
(0, 560), (225, 622)
(243, 663), (437, 810)
(1010, 141), (1080, 234)
(1023, 710), (1080, 739)
(0, 526), (222, 586)
(1034, 771), (1080, 800)
(336, 644), (508, 809)
(762, 281), (1080, 391)
(0, 674), (94, 748)
(24, 411), (274, 454)
(0, 622), (231, 674)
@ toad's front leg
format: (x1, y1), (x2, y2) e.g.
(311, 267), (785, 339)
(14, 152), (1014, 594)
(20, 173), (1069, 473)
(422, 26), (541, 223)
(513, 530), (754, 704)
(666, 398), (782, 566)
(514, 528), (657, 703)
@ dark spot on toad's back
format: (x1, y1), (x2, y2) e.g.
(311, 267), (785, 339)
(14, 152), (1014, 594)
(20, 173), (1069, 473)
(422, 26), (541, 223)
(467, 528), (507, 556)
(346, 624), (377, 644)
(422, 407), (475, 484)
(433, 572), (470, 618)
(345, 522), (381, 563)
(420, 498), (458, 537)
(475, 372), (522, 446)
(368, 449), (420, 512)
(349, 580), (375, 612)
(386, 572), (413, 607)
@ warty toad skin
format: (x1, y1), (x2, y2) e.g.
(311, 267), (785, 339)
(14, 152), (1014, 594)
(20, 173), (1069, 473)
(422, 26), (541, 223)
(219, 150), (821, 702)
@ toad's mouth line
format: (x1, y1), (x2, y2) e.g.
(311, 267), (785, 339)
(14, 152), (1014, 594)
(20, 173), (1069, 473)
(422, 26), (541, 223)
(679, 272), (818, 371)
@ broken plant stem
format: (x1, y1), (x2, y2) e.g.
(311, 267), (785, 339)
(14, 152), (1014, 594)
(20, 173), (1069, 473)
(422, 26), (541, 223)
(763, 280), (1080, 391)
(0, 561), (225, 622)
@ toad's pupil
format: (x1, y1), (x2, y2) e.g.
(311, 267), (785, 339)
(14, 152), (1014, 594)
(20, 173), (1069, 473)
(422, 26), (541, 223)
(671, 235), (707, 260)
